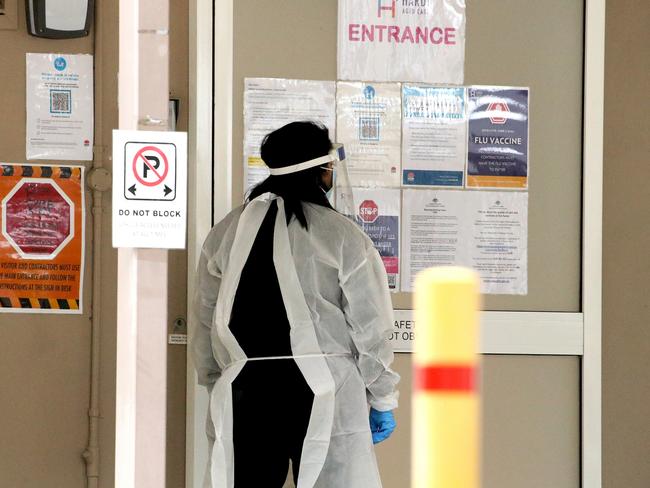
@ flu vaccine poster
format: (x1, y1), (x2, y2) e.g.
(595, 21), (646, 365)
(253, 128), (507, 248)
(466, 86), (529, 189)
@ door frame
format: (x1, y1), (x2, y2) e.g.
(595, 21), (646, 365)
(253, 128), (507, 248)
(186, 0), (604, 486)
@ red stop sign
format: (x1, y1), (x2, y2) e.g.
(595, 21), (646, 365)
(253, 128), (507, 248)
(488, 101), (509, 124)
(2, 181), (73, 257)
(359, 200), (379, 223)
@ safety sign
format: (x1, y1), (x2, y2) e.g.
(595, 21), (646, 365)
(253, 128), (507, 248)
(0, 164), (85, 314)
(112, 130), (187, 249)
(389, 309), (414, 353)
(124, 142), (177, 201)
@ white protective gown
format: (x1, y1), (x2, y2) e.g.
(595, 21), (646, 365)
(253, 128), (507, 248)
(192, 193), (399, 488)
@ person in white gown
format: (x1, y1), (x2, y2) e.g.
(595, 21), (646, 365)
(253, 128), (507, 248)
(192, 121), (399, 488)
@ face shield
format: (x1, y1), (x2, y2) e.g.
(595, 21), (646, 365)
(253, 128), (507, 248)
(267, 143), (356, 218)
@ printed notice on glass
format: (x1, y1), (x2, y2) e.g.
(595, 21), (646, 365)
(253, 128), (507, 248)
(464, 192), (528, 295)
(244, 78), (336, 192)
(336, 82), (401, 187)
(26, 53), (94, 161)
(402, 189), (528, 294)
(402, 85), (466, 187)
(354, 188), (401, 291)
(401, 189), (466, 292)
(467, 86), (529, 189)
(338, 0), (465, 84)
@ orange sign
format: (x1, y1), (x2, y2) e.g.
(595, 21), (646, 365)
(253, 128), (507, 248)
(0, 164), (84, 313)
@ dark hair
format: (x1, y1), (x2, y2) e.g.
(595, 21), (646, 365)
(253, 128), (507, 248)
(247, 121), (333, 229)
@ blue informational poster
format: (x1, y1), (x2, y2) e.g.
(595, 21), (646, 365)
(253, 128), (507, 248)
(466, 86), (529, 189)
(402, 85), (467, 187)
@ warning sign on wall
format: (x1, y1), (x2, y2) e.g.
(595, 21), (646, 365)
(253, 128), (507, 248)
(0, 164), (85, 314)
(112, 130), (187, 249)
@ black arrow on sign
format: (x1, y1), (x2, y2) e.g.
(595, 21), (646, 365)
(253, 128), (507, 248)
(164, 185), (172, 197)
(128, 184), (137, 195)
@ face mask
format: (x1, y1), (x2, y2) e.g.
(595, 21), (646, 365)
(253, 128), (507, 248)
(321, 165), (336, 203)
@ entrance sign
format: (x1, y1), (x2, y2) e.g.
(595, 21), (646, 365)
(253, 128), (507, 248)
(0, 164), (85, 313)
(338, 0), (466, 84)
(112, 130), (187, 249)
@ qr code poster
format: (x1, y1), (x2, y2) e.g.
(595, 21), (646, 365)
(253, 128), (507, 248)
(336, 82), (402, 188)
(26, 53), (94, 161)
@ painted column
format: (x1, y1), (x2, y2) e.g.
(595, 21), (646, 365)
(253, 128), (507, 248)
(116, 1), (170, 487)
(412, 266), (480, 488)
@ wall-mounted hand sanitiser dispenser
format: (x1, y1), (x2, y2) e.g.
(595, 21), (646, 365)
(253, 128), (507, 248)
(26, 0), (93, 39)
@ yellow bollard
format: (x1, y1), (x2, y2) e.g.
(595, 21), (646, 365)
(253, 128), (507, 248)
(412, 266), (480, 488)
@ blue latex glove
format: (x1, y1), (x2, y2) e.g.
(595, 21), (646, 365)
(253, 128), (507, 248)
(369, 408), (396, 444)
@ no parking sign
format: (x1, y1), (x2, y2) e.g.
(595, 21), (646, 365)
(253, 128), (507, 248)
(112, 130), (187, 249)
(125, 143), (177, 200)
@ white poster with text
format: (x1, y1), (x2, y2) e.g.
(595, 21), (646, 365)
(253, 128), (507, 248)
(402, 189), (528, 294)
(26, 53), (94, 161)
(336, 82), (402, 187)
(401, 189), (466, 291)
(243, 78), (336, 193)
(464, 191), (528, 295)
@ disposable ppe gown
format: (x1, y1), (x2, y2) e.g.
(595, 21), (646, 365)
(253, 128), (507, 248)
(193, 193), (399, 488)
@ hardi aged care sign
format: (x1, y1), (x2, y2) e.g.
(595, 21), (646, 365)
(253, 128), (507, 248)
(338, 0), (466, 83)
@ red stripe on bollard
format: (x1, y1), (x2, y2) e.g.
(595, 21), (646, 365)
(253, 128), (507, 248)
(414, 365), (476, 392)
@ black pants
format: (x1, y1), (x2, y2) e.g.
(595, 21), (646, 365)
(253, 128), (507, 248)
(232, 361), (314, 487)
(229, 203), (315, 487)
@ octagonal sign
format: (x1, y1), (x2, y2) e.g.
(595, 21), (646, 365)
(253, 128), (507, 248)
(488, 101), (510, 125)
(1, 179), (75, 259)
(359, 199), (379, 224)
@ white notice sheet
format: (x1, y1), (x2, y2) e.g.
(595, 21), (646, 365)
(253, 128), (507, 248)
(402, 189), (528, 294)
(243, 78), (336, 192)
(26, 53), (94, 161)
(401, 189), (465, 292)
(402, 85), (466, 187)
(464, 192), (528, 294)
(336, 82), (401, 188)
